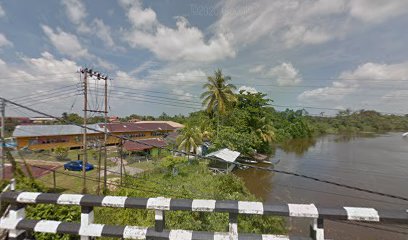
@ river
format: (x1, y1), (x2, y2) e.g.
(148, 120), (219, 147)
(235, 132), (408, 240)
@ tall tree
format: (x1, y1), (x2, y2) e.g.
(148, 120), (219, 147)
(201, 69), (237, 115)
(176, 126), (202, 154)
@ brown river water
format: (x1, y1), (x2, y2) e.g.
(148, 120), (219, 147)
(235, 133), (408, 240)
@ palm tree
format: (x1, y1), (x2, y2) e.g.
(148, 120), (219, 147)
(201, 69), (237, 115)
(176, 126), (203, 154)
(253, 117), (275, 143)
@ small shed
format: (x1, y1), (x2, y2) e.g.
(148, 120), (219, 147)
(206, 148), (240, 173)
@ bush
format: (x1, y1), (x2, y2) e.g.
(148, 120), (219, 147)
(54, 147), (69, 161)
(159, 156), (188, 176)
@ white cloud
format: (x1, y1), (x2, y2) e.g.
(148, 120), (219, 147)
(283, 25), (332, 48)
(249, 65), (265, 73)
(0, 52), (79, 99)
(214, 0), (408, 49)
(348, 0), (408, 23)
(119, 0), (157, 29)
(167, 69), (206, 84)
(114, 70), (150, 89)
(120, 1), (235, 62)
(61, 0), (87, 26)
(172, 89), (193, 101)
(238, 86), (258, 94)
(92, 19), (115, 48)
(298, 62), (408, 112)
(42, 25), (88, 59)
(268, 62), (302, 86)
(61, 0), (118, 48)
(0, 33), (12, 48)
(0, 4), (5, 17)
(41, 25), (116, 70)
(215, 0), (343, 47)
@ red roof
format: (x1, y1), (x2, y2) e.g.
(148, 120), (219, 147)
(100, 122), (176, 133)
(123, 138), (167, 151)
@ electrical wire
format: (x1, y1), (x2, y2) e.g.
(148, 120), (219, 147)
(3, 97), (408, 202)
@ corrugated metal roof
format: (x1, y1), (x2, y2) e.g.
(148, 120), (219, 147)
(123, 138), (167, 151)
(100, 122), (177, 132)
(206, 148), (241, 163)
(137, 121), (184, 128)
(13, 124), (103, 137)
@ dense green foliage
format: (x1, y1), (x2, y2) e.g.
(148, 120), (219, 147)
(308, 110), (408, 134)
(2, 157), (286, 239)
(94, 161), (286, 235)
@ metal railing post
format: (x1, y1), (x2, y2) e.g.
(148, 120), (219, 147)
(10, 178), (16, 191)
(80, 206), (94, 240)
(155, 210), (165, 232)
(229, 213), (238, 240)
(310, 218), (324, 240)
(8, 179), (26, 240)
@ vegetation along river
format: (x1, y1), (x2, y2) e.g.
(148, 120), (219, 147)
(236, 132), (408, 240)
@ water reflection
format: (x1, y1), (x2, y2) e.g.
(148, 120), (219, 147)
(333, 133), (377, 143)
(236, 132), (408, 240)
(278, 138), (316, 157)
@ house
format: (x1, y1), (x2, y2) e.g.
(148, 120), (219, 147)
(12, 121), (182, 151)
(108, 116), (120, 123)
(29, 117), (57, 124)
(123, 138), (168, 157)
(13, 124), (103, 150)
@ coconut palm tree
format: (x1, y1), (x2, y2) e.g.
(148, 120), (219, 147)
(176, 126), (203, 154)
(201, 69), (237, 116)
(253, 117), (275, 143)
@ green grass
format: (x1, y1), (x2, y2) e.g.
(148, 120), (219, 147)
(93, 159), (286, 235)
(38, 168), (100, 194)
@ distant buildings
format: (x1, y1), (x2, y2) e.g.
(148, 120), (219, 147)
(0, 117), (56, 127)
(12, 121), (183, 151)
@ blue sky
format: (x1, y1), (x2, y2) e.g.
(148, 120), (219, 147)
(1, 0), (408, 117)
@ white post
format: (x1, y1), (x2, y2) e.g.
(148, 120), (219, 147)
(80, 206), (94, 240)
(310, 218), (324, 240)
(228, 213), (238, 240)
(8, 180), (26, 240)
(155, 210), (165, 232)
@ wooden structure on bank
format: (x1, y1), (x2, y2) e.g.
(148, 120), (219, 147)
(12, 121), (182, 151)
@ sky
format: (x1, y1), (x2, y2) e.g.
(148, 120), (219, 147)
(1, 0), (408, 117)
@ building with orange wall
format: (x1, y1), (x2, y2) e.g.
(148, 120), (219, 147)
(13, 121), (182, 151)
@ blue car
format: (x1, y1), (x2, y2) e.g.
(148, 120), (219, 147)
(64, 160), (94, 171)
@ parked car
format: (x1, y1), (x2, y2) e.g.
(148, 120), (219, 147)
(64, 160), (94, 171)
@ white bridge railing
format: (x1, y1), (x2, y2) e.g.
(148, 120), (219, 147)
(1, 189), (407, 239)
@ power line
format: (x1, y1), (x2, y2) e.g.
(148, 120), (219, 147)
(92, 88), (203, 108)
(331, 220), (408, 235)
(9, 84), (78, 101)
(3, 97), (408, 202)
(8, 92), (81, 111)
(95, 92), (201, 110)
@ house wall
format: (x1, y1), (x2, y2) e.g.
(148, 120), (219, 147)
(15, 129), (174, 151)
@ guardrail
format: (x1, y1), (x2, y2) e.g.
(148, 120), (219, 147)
(1, 191), (407, 240)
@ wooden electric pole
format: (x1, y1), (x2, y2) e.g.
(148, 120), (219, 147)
(97, 141), (102, 195)
(1, 99), (5, 180)
(81, 69), (88, 194)
(120, 139), (123, 186)
(80, 68), (109, 194)
(103, 76), (108, 193)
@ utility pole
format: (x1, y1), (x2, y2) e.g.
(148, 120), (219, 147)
(120, 139), (123, 186)
(1, 99), (5, 180)
(80, 68), (109, 193)
(103, 75), (108, 193)
(81, 69), (88, 194)
(97, 141), (102, 195)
